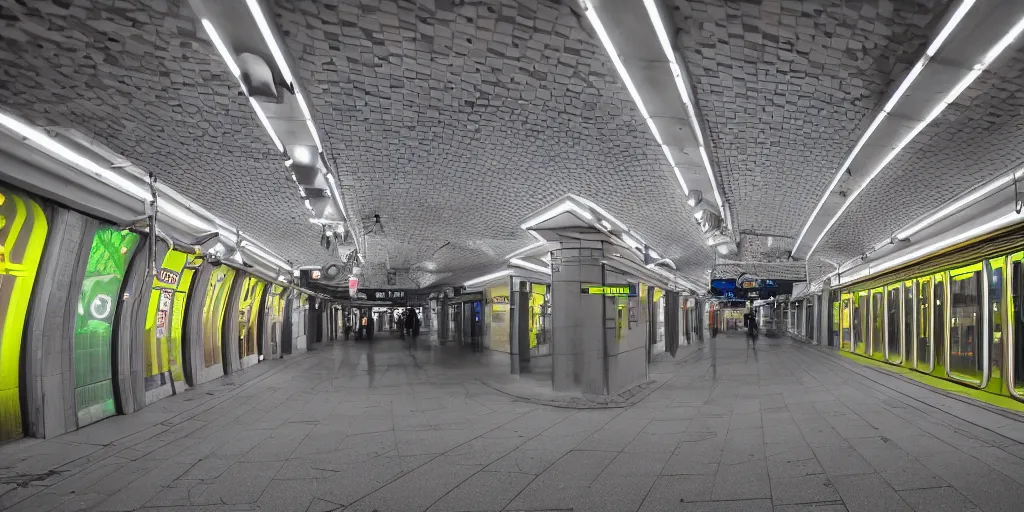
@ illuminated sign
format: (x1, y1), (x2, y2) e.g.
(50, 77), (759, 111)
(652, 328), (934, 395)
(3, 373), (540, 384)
(741, 281), (757, 289)
(364, 289), (407, 301)
(582, 285), (637, 297)
(491, 295), (509, 304)
(310, 270), (322, 280)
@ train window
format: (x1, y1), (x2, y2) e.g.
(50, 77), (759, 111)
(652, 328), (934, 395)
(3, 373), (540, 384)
(934, 275), (946, 369)
(949, 265), (982, 384)
(1013, 261), (1024, 392)
(871, 291), (884, 356)
(887, 286), (900, 363)
(904, 282), (915, 367)
(989, 260), (1003, 381)
(918, 277), (931, 369)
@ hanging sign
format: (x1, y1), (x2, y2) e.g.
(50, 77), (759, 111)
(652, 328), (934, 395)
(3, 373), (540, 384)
(491, 295), (509, 304)
(348, 277), (358, 297)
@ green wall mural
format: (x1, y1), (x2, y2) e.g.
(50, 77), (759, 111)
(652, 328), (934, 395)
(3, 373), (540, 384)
(0, 189), (48, 442)
(74, 226), (139, 427)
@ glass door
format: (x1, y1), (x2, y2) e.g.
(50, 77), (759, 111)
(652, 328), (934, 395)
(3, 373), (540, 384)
(75, 227), (140, 426)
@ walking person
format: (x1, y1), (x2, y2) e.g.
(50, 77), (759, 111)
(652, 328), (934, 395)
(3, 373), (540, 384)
(745, 309), (759, 347)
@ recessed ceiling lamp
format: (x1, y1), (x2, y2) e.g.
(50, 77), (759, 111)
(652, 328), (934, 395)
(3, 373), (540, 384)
(808, 11), (1024, 257)
(793, 0), (977, 254)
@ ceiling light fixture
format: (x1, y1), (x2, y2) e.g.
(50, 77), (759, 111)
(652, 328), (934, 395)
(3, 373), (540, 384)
(246, 0), (294, 86)
(464, 270), (513, 287)
(200, 19), (241, 78)
(895, 170), (1018, 241)
(248, 97), (283, 153)
(239, 240), (291, 269)
(581, 0), (692, 205)
(0, 111), (150, 200)
(575, 196), (627, 231)
(520, 200), (593, 230)
(294, 90), (323, 152)
(808, 10), (1022, 258)
(793, 0), (977, 254)
(509, 258), (551, 275)
(506, 241), (546, 260)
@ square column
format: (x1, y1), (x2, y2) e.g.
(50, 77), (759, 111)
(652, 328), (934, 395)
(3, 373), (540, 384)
(549, 240), (649, 395)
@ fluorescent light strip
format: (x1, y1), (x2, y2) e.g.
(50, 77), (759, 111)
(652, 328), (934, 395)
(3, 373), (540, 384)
(896, 173), (1014, 240)
(240, 240), (291, 269)
(928, 0), (976, 56)
(246, 0), (294, 86)
(807, 17), (1022, 257)
(249, 98), (283, 152)
(464, 270), (512, 287)
(509, 258), (551, 275)
(520, 200), (592, 229)
(0, 112), (150, 200)
(874, 211), (1021, 276)
(506, 241), (546, 260)
(294, 91), (323, 152)
(583, 0), (701, 204)
(201, 19), (241, 78)
(793, 0), (976, 254)
(698, 146), (725, 210)
(575, 196), (628, 231)
(324, 173), (347, 217)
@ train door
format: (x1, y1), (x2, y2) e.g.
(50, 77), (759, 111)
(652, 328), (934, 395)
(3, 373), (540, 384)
(886, 284), (901, 364)
(0, 189), (47, 441)
(987, 259), (1005, 394)
(918, 276), (933, 372)
(75, 227), (140, 424)
(853, 291), (868, 354)
(870, 288), (884, 357)
(948, 264), (984, 386)
(933, 273), (947, 373)
(1010, 253), (1024, 398)
(903, 281), (915, 368)
(840, 293), (851, 351)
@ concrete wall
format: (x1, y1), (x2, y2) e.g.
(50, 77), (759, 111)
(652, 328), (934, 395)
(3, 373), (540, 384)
(550, 240), (606, 394)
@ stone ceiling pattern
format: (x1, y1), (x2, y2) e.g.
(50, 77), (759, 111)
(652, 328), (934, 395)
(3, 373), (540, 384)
(0, 0), (326, 265)
(670, 0), (945, 239)
(272, 0), (715, 285)
(815, 50), (1024, 264)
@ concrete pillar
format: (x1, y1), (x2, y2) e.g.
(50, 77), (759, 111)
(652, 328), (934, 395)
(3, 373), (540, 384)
(549, 239), (648, 395)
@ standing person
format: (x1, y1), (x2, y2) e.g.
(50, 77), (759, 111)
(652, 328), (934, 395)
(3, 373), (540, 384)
(344, 314), (352, 341)
(366, 314), (375, 342)
(405, 308), (416, 338)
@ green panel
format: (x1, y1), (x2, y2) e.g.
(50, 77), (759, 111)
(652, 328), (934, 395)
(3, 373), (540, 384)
(0, 189), (48, 442)
(202, 266), (235, 368)
(74, 226), (139, 427)
(143, 250), (189, 393)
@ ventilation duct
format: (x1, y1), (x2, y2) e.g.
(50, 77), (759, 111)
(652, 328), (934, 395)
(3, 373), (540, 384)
(237, 53), (279, 101)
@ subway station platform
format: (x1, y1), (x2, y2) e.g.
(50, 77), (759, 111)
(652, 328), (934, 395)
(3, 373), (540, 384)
(4, 333), (1024, 512)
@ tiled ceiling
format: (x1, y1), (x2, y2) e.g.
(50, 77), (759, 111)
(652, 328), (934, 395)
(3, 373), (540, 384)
(5, 0), (1021, 289)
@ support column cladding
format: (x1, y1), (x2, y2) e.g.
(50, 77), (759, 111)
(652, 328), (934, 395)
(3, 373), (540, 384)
(549, 239), (649, 395)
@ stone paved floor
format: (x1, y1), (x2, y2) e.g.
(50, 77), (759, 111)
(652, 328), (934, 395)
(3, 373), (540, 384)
(4, 333), (1024, 511)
